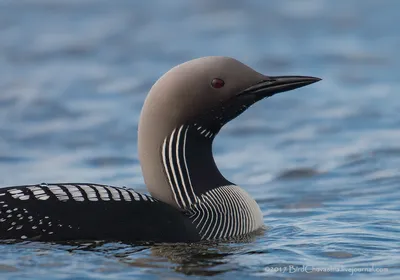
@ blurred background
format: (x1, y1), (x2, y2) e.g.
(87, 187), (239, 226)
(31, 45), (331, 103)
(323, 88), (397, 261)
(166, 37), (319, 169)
(0, 0), (399, 279)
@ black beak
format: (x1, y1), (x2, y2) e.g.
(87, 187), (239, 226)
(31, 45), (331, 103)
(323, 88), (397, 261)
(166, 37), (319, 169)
(237, 76), (321, 100)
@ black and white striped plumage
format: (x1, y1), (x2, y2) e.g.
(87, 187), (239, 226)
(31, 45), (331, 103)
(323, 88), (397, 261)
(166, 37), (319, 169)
(162, 125), (199, 209)
(188, 185), (263, 240)
(0, 182), (263, 242)
(161, 125), (263, 241)
(0, 183), (200, 242)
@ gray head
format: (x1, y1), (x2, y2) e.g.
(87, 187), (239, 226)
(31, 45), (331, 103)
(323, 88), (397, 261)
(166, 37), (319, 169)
(138, 56), (320, 209)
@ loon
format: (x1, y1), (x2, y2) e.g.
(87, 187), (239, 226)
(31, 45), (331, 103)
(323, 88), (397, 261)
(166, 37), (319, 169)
(0, 57), (320, 243)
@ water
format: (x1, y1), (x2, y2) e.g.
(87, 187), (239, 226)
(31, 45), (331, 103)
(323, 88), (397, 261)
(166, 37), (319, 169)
(0, 0), (399, 279)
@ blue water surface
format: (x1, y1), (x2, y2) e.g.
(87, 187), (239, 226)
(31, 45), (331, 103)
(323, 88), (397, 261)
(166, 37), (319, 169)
(0, 0), (399, 279)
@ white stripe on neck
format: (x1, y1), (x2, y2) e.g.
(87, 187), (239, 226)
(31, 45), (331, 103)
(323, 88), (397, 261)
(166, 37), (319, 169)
(162, 125), (203, 209)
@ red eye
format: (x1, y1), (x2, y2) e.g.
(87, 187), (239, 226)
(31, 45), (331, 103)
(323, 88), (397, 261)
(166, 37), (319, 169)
(211, 78), (225, 89)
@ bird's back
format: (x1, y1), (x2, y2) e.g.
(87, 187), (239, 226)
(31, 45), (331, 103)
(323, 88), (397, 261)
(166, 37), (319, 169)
(0, 183), (200, 243)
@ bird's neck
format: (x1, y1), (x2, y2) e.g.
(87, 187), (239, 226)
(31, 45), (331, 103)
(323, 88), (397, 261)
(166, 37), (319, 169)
(159, 123), (231, 209)
(139, 121), (231, 210)
(139, 122), (264, 240)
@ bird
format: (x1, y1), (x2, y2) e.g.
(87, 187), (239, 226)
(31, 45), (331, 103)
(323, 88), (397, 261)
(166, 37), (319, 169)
(0, 57), (320, 243)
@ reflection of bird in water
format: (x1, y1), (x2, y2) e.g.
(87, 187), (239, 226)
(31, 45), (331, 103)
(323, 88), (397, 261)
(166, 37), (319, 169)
(116, 228), (266, 276)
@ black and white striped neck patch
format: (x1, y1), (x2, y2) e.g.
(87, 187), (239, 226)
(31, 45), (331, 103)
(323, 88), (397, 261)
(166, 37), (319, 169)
(162, 125), (200, 209)
(193, 123), (214, 139)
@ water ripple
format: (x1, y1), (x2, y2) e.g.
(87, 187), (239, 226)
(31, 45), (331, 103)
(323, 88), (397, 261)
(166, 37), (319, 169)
(0, 0), (399, 279)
